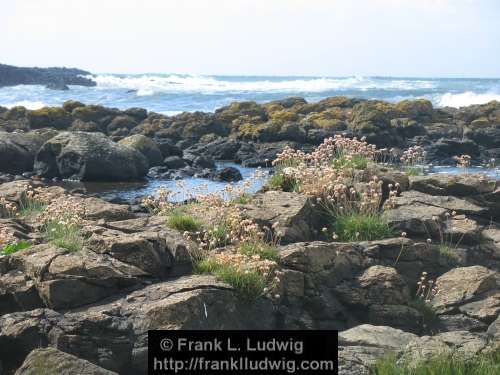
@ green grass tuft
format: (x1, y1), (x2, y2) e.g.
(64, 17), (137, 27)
(267, 173), (299, 192)
(371, 347), (500, 375)
(195, 258), (266, 299)
(237, 240), (279, 261)
(1, 240), (31, 255)
(19, 194), (47, 216)
(43, 222), (84, 252)
(230, 193), (253, 205)
(438, 245), (459, 261)
(332, 155), (369, 170)
(405, 167), (423, 176)
(166, 210), (202, 232)
(333, 212), (394, 242)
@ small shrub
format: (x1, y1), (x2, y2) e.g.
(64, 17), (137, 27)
(1, 240), (31, 256)
(333, 212), (394, 242)
(167, 211), (202, 232)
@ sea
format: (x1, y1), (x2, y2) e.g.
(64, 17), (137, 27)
(1, 74), (500, 114)
(1, 74), (499, 200)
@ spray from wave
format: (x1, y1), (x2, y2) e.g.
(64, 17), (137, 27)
(92, 74), (437, 96)
(3, 100), (47, 110)
(438, 91), (500, 108)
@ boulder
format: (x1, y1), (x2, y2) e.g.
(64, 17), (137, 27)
(118, 134), (163, 167)
(107, 115), (138, 133)
(15, 347), (118, 375)
(163, 156), (188, 169)
(34, 132), (148, 181)
(211, 167), (242, 182)
(242, 191), (323, 244)
(431, 266), (498, 313)
(0, 130), (57, 174)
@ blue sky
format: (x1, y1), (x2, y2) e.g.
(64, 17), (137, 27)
(1, 0), (499, 77)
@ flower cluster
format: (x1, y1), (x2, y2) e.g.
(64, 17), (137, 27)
(416, 271), (439, 303)
(0, 197), (17, 217)
(0, 225), (16, 249)
(454, 154), (471, 174)
(142, 187), (177, 215)
(39, 195), (85, 228)
(400, 146), (426, 167)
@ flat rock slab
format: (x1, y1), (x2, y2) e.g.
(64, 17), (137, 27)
(391, 190), (487, 217)
(410, 174), (495, 197)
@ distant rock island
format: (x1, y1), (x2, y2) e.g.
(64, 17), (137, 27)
(0, 63), (96, 89)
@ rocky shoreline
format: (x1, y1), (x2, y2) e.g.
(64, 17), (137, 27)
(0, 63), (95, 90)
(0, 96), (499, 185)
(0, 97), (499, 374)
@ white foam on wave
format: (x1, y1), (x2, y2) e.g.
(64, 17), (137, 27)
(438, 91), (500, 108)
(2, 100), (47, 110)
(93, 74), (436, 96)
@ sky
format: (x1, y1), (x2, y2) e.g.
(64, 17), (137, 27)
(1, 0), (499, 77)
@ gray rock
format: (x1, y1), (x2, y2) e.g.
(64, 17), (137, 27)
(34, 132), (148, 181)
(15, 347), (117, 375)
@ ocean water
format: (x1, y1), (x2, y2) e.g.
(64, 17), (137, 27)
(1, 74), (500, 114)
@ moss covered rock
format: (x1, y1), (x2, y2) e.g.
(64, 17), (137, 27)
(27, 107), (72, 130)
(62, 100), (85, 113)
(394, 99), (434, 120)
(72, 105), (118, 125)
(106, 115), (138, 133)
(69, 119), (102, 132)
(118, 134), (163, 167)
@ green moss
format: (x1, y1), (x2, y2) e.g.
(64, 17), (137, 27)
(270, 110), (299, 123)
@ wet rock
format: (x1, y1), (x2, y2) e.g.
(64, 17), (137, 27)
(34, 132), (148, 181)
(15, 347), (118, 375)
(211, 167), (242, 182)
(156, 139), (182, 158)
(163, 156), (188, 169)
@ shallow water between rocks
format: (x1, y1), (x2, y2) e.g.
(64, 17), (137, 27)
(57, 164), (500, 204)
